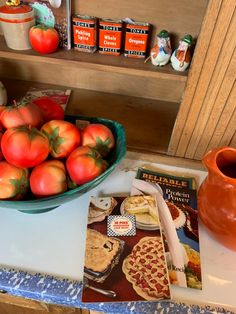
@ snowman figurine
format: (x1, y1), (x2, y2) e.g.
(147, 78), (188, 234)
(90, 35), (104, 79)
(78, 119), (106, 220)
(150, 30), (172, 66)
(171, 34), (193, 71)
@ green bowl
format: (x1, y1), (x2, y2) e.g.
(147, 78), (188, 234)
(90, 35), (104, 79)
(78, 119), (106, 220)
(0, 115), (126, 214)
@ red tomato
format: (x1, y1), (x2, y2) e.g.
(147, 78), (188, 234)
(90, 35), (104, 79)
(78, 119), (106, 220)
(30, 160), (67, 198)
(32, 96), (65, 122)
(41, 120), (81, 159)
(0, 161), (29, 200)
(0, 101), (43, 129)
(1, 126), (50, 168)
(81, 123), (115, 156)
(29, 24), (59, 54)
(66, 146), (107, 185)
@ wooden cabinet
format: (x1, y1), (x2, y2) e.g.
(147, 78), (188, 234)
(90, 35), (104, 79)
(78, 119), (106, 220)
(169, 0), (236, 159)
(0, 0), (235, 159)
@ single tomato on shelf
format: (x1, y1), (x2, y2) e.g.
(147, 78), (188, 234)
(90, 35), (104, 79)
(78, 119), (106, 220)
(81, 123), (115, 156)
(29, 24), (59, 54)
(0, 161), (29, 200)
(32, 96), (65, 122)
(66, 146), (108, 185)
(41, 120), (81, 159)
(30, 160), (67, 198)
(1, 126), (50, 168)
(0, 100), (43, 129)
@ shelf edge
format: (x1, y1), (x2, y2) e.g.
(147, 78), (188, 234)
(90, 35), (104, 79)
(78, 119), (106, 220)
(0, 51), (187, 82)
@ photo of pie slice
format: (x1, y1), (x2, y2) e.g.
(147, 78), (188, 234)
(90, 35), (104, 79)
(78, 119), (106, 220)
(122, 236), (170, 301)
(121, 195), (160, 229)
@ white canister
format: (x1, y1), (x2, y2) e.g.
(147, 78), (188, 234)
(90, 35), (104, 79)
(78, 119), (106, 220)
(0, 4), (35, 50)
(0, 81), (7, 105)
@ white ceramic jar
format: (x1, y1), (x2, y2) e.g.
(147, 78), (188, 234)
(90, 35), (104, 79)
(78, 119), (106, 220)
(0, 4), (35, 50)
(0, 81), (7, 105)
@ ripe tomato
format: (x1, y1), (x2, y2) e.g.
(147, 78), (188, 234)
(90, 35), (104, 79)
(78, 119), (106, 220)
(32, 96), (65, 122)
(29, 24), (59, 54)
(41, 120), (81, 158)
(0, 100), (43, 129)
(66, 146), (107, 185)
(81, 123), (115, 156)
(0, 161), (29, 200)
(1, 126), (50, 168)
(30, 160), (67, 198)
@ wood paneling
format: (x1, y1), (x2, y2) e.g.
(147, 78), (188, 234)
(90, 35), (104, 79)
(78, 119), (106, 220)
(195, 54), (236, 159)
(168, 0), (236, 160)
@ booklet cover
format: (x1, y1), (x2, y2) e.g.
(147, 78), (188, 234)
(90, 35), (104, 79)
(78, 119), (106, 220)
(23, 0), (72, 49)
(22, 87), (71, 111)
(136, 167), (197, 190)
(82, 196), (171, 303)
(135, 167), (202, 290)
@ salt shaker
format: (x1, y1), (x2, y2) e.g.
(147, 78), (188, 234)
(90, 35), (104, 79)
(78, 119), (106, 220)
(150, 29), (172, 66)
(171, 34), (193, 71)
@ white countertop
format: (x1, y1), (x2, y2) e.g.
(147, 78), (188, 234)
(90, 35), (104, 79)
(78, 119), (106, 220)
(0, 153), (236, 312)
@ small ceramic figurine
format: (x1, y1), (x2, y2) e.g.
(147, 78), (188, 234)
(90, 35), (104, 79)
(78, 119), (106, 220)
(171, 34), (193, 71)
(0, 81), (7, 105)
(150, 29), (172, 66)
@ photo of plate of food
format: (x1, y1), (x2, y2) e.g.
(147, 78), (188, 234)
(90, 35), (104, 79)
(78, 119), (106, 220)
(88, 197), (117, 224)
(120, 195), (160, 230)
(165, 201), (187, 229)
(167, 243), (202, 290)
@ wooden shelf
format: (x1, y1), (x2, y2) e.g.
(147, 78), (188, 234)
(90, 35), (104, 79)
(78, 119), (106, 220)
(2, 79), (179, 154)
(0, 36), (187, 83)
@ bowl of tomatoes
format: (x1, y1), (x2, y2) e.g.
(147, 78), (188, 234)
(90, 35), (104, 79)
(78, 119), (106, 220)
(0, 99), (126, 214)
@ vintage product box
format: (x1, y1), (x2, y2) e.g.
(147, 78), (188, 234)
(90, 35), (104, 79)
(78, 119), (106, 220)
(124, 20), (150, 58)
(135, 167), (202, 290)
(72, 14), (97, 53)
(98, 18), (123, 56)
(82, 196), (171, 303)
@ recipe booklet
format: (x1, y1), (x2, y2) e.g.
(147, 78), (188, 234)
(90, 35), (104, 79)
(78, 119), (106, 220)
(82, 196), (171, 303)
(135, 167), (202, 290)
(22, 87), (71, 111)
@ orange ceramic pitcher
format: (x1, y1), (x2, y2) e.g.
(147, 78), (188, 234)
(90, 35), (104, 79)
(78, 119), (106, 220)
(198, 146), (236, 251)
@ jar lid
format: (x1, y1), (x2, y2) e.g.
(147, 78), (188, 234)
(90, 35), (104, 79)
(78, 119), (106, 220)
(0, 4), (32, 14)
